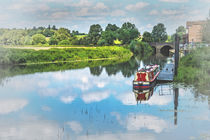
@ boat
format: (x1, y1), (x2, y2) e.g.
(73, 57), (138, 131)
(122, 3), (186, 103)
(133, 65), (160, 89)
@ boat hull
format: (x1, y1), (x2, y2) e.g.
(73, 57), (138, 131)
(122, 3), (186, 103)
(133, 80), (156, 90)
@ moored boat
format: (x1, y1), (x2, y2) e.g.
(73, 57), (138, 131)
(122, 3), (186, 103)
(133, 65), (160, 89)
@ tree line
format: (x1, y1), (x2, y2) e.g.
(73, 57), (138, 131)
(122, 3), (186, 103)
(0, 22), (173, 46)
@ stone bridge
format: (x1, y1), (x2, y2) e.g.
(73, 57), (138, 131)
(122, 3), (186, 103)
(149, 42), (174, 54)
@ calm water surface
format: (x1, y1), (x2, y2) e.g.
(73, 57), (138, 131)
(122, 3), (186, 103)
(0, 56), (210, 140)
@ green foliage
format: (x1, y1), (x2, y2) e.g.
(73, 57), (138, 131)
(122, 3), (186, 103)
(118, 22), (140, 44)
(58, 40), (71, 45)
(151, 23), (167, 43)
(105, 24), (119, 32)
(129, 40), (153, 57)
(43, 28), (54, 37)
(202, 19), (210, 43)
(175, 47), (210, 93)
(97, 38), (106, 46)
(49, 36), (58, 45)
(53, 28), (71, 42)
(171, 26), (186, 43)
(142, 31), (153, 43)
(88, 24), (103, 45)
(32, 34), (47, 45)
(0, 46), (132, 65)
(0, 29), (27, 45)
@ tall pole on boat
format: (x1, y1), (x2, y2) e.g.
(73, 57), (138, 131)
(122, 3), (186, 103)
(175, 34), (180, 76)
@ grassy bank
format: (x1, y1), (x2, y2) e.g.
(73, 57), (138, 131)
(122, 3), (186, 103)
(175, 47), (210, 93)
(0, 46), (132, 65)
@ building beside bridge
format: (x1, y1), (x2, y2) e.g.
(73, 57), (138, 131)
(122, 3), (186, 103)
(186, 20), (207, 43)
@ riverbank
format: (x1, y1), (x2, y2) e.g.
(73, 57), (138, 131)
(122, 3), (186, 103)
(0, 46), (133, 65)
(175, 47), (210, 94)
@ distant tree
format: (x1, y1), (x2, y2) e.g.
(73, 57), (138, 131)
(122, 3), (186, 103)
(151, 23), (167, 43)
(88, 24), (103, 45)
(52, 25), (57, 30)
(105, 24), (119, 32)
(49, 36), (58, 45)
(0, 29), (27, 45)
(47, 25), (51, 30)
(170, 26), (186, 43)
(118, 22), (139, 44)
(53, 28), (71, 42)
(142, 31), (153, 43)
(32, 34), (47, 45)
(43, 29), (54, 37)
(24, 36), (32, 45)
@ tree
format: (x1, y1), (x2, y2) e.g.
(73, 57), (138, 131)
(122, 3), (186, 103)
(88, 24), (102, 45)
(49, 36), (58, 45)
(151, 23), (167, 43)
(43, 29), (54, 37)
(52, 25), (57, 30)
(142, 31), (153, 43)
(53, 28), (71, 42)
(32, 34), (47, 45)
(118, 22), (139, 44)
(105, 24), (119, 32)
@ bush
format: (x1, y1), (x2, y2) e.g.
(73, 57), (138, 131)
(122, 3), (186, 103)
(32, 34), (47, 45)
(58, 40), (71, 45)
(129, 40), (154, 56)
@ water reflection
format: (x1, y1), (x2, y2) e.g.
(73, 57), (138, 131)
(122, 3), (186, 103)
(0, 55), (210, 140)
(133, 88), (154, 104)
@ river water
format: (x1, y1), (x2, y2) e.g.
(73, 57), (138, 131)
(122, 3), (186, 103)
(0, 55), (209, 140)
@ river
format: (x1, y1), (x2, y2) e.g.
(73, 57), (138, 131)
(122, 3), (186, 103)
(0, 54), (209, 140)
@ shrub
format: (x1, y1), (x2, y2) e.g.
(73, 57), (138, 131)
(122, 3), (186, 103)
(58, 40), (71, 45)
(32, 34), (47, 45)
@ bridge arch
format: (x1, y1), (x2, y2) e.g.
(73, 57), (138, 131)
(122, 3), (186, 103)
(160, 45), (173, 56)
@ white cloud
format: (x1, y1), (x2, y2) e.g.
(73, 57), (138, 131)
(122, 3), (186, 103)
(142, 93), (172, 106)
(126, 114), (168, 133)
(0, 119), (60, 140)
(77, 132), (155, 140)
(51, 12), (70, 19)
(116, 92), (137, 106)
(60, 95), (76, 104)
(162, 9), (181, 15)
(149, 10), (159, 15)
(126, 2), (149, 11)
(82, 91), (111, 103)
(39, 88), (59, 97)
(8, 3), (50, 12)
(94, 2), (108, 10)
(0, 99), (28, 114)
(71, 0), (92, 7)
(159, 0), (189, 2)
(37, 80), (50, 88)
(97, 82), (106, 88)
(111, 10), (126, 16)
(66, 121), (83, 134)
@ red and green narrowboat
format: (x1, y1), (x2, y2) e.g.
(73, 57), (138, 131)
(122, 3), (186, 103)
(133, 65), (160, 89)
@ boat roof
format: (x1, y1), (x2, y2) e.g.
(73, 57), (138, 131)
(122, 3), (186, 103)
(138, 65), (159, 73)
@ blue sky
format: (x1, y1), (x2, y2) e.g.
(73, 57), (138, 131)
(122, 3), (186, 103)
(0, 0), (210, 34)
